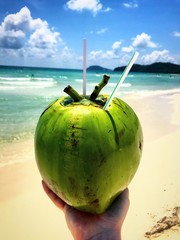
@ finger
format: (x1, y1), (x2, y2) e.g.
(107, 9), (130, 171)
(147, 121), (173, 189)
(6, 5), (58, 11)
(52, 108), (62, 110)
(42, 180), (66, 211)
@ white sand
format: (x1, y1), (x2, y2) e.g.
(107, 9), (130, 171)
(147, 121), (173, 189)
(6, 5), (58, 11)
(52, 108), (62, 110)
(0, 93), (180, 240)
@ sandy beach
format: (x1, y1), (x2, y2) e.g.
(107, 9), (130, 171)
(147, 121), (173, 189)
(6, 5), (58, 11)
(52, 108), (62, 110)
(0, 93), (180, 240)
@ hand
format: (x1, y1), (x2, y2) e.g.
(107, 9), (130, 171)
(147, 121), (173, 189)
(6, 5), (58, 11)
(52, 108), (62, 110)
(42, 180), (129, 240)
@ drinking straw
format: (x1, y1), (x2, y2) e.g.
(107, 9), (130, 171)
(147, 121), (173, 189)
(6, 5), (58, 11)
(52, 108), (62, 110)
(83, 38), (87, 96)
(103, 51), (139, 110)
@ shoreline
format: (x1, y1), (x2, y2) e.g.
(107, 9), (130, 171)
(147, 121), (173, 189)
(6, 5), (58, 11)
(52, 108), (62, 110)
(0, 138), (34, 168)
(0, 93), (180, 239)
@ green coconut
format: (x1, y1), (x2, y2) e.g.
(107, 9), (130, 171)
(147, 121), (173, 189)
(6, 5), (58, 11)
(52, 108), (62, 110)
(34, 75), (143, 214)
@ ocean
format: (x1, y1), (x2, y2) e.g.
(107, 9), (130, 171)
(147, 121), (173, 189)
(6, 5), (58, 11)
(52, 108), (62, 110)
(0, 65), (180, 147)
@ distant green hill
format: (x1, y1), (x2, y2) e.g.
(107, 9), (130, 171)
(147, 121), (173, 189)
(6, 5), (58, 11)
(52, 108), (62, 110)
(87, 65), (112, 72)
(114, 62), (180, 74)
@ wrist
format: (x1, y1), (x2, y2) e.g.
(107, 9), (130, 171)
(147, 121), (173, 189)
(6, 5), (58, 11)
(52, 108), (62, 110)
(86, 229), (121, 240)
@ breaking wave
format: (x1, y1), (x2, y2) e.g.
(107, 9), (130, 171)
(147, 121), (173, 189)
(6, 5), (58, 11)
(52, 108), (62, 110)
(0, 76), (55, 90)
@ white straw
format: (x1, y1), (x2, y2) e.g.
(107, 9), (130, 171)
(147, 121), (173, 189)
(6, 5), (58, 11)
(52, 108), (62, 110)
(103, 52), (139, 110)
(83, 38), (87, 96)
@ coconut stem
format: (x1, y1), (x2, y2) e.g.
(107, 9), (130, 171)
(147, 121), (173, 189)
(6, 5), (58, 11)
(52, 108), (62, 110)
(64, 85), (83, 102)
(90, 74), (110, 101)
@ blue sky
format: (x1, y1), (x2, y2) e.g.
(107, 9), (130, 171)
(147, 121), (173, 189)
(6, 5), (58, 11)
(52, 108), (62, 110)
(0, 0), (179, 69)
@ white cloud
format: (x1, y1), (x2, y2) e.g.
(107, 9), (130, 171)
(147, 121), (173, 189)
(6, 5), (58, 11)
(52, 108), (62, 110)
(103, 7), (112, 12)
(103, 50), (118, 59)
(141, 49), (174, 64)
(173, 31), (180, 37)
(89, 41), (121, 64)
(0, 6), (31, 49)
(87, 34), (178, 68)
(123, 1), (138, 8)
(96, 28), (108, 34)
(65, 0), (103, 15)
(87, 46), (177, 69)
(29, 28), (60, 50)
(118, 54), (132, 66)
(2, 6), (32, 32)
(89, 50), (112, 61)
(112, 41), (122, 56)
(0, 29), (25, 49)
(132, 32), (157, 48)
(121, 45), (134, 53)
(112, 41), (122, 50)
(30, 17), (48, 30)
(0, 6), (62, 59)
(89, 50), (103, 61)
(61, 46), (74, 61)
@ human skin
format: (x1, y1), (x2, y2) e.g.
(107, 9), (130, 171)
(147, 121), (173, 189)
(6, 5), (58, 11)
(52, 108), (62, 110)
(42, 180), (129, 240)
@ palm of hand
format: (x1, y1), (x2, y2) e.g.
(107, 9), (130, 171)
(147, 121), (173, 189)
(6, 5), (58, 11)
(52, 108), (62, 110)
(42, 180), (129, 240)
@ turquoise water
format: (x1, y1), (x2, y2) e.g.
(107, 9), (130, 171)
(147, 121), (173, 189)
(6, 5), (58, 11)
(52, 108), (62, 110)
(0, 66), (180, 144)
